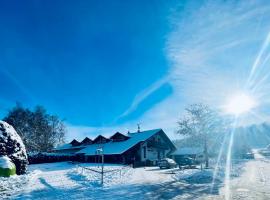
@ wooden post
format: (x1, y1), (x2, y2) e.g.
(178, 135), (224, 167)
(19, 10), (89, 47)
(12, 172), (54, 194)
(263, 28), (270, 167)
(101, 154), (104, 186)
(120, 169), (122, 179)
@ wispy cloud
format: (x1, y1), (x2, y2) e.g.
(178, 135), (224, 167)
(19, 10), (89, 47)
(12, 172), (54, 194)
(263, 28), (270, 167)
(0, 67), (35, 103)
(164, 0), (270, 126)
(167, 0), (270, 101)
(67, 0), (270, 140)
(117, 76), (170, 120)
(137, 0), (270, 131)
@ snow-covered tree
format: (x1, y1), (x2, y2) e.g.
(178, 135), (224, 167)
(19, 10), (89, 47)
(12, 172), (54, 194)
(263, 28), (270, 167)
(3, 104), (66, 152)
(0, 121), (28, 175)
(177, 104), (228, 167)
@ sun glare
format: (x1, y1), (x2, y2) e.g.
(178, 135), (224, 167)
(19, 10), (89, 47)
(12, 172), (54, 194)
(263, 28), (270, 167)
(224, 93), (257, 116)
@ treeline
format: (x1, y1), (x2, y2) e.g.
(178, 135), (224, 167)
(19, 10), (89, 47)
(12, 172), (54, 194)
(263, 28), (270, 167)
(3, 103), (66, 152)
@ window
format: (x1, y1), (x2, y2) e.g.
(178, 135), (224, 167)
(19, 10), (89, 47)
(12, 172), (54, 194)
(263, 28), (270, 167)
(143, 146), (146, 158)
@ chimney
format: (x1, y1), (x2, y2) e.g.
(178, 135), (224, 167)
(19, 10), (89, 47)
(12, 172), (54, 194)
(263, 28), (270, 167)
(137, 123), (141, 133)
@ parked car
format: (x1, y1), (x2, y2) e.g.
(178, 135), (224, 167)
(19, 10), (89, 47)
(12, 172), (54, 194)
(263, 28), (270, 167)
(159, 158), (177, 169)
(195, 154), (205, 164)
(243, 152), (254, 159)
(259, 149), (270, 157)
(178, 157), (195, 169)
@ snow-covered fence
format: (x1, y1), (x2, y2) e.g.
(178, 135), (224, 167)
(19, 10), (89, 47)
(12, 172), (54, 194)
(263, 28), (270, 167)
(77, 164), (132, 186)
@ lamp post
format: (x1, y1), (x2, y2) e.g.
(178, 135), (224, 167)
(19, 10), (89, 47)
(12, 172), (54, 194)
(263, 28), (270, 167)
(96, 148), (104, 186)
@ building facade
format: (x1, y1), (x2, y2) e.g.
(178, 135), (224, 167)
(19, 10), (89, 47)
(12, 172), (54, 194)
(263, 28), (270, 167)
(54, 129), (176, 166)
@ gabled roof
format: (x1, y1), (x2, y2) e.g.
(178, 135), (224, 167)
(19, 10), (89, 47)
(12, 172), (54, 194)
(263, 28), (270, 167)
(54, 129), (176, 153)
(54, 139), (82, 151)
(110, 132), (130, 141)
(81, 137), (93, 145)
(70, 139), (81, 146)
(76, 129), (171, 156)
(93, 135), (110, 144)
(54, 143), (83, 151)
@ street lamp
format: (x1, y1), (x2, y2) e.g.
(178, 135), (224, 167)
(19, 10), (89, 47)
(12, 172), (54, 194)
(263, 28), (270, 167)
(96, 147), (104, 185)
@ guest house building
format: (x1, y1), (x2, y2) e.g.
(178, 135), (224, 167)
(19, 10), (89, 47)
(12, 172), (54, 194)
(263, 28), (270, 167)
(54, 129), (176, 166)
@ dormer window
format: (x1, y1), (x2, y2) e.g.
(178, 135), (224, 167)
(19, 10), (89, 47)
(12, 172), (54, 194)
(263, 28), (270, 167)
(110, 132), (130, 142)
(81, 137), (93, 145)
(93, 135), (110, 144)
(70, 139), (81, 146)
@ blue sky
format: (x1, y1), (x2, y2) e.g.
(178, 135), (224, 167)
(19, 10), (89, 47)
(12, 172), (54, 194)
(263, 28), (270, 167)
(1, 0), (270, 140)
(0, 1), (176, 125)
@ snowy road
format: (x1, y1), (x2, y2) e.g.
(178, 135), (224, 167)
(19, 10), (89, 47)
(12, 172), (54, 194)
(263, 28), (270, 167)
(202, 150), (270, 200)
(1, 155), (268, 200)
(1, 162), (218, 200)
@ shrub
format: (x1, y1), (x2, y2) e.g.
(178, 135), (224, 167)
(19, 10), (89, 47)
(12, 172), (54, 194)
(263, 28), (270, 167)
(0, 121), (28, 175)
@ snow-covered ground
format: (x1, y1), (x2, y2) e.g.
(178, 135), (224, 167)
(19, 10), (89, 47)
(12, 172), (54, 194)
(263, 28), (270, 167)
(0, 159), (247, 200)
(201, 150), (270, 199)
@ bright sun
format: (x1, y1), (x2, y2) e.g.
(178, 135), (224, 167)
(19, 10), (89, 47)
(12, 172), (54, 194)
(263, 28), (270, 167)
(224, 93), (257, 116)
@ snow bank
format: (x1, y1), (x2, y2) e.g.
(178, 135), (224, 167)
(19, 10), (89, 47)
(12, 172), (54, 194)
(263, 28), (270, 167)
(0, 156), (15, 169)
(0, 170), (39, 199)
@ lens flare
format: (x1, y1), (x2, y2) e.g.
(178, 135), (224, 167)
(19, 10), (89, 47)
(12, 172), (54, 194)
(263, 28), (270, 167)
(224, 93), (257, 116)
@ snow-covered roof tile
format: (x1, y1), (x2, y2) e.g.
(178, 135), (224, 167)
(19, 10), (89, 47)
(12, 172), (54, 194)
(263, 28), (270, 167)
(76, 129), (162, 155)
(54, 143), (83, 150)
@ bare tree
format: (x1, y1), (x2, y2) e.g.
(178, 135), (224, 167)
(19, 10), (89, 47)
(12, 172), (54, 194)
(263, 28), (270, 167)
(177, 104), (227, 168)
(3, 104), (66, 152)
(49, 115), (66, 146)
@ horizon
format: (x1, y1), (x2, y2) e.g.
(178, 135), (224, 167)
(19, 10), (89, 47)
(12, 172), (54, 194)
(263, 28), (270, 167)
(1, 0), (270, 141)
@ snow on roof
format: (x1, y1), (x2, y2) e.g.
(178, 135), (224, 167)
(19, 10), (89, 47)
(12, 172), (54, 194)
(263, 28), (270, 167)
(70, 139), (81, 146)
(171, 147), (203, 155)
(54, 143), (84, 151)
(110, 132), (129, 139)
(81, 137), (92, 144)
(76, 129), (162, 156)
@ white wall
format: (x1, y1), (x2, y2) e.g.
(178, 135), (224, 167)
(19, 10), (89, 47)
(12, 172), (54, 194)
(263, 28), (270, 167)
(140, 134), (167, 162)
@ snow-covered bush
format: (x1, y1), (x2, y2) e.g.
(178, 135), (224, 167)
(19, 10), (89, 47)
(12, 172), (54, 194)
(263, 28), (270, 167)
(0, 121), (28, 175)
